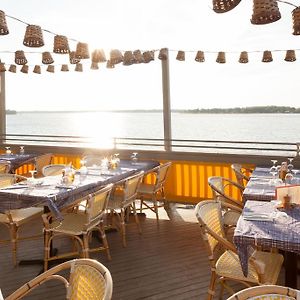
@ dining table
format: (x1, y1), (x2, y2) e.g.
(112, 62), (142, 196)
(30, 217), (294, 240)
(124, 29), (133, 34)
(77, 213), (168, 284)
(0, 159), (160, 221)
(234, 166), (300, 288)
(0, 153), (42, 173)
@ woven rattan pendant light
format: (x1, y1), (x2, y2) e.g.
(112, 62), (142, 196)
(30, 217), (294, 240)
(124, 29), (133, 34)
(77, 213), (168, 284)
(61, 64), (69, 72)
(53, 35), (70, 54)
(133, 50), (144, 63)
(106, 60), (115, 69)
(195, 51), (205, 62)
(0, 63), (6, 72)
(33, 65), (41, 74)
(0, 10), (9, 35)
(23, 25), (44, 47)
(46, 65), (55, 73)
(216, 51), (226, 63)
(110, 49), (123, 64)
(91, 49), (106, 63)
(75, 63), (83, 72)
(251, 0), (281, 25)
(75, 42), (90, 59)
(15, 50), (27, 65)
(176, 50), (185, 61)
(143, 51), (154, 63)
(213, 0), (242, 13)
(8, 64), (16, 73)
(42, 52), (54, 64)
(158, 48), (168, 60)
(69, 51), (80, 64)
(20, 65), (29, 74)
(262, 50), (273, 62)
(123, 51), (134, 66)
(292, 7), (300, 35)
(90, 62), (99, 70)
(284, 49), (296, 61)
(239, 51), (249, 63)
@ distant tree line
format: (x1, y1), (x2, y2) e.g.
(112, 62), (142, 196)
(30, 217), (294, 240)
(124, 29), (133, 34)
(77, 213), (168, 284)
(184, 106), (300, 114)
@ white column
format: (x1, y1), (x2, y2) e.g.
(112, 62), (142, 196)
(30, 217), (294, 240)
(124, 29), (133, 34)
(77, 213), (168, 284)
(161, 49), (172, 151)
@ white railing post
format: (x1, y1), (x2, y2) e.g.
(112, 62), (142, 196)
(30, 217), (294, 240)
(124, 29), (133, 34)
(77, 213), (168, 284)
(161, 48), (172, 151)
(0, 72), (6, 143)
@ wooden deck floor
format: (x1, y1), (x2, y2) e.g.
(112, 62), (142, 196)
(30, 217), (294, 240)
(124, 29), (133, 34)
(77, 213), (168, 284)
(0, 204), (296, 300)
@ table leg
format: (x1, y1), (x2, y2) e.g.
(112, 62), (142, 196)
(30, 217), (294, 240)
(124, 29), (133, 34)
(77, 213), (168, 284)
(284, 251), (298, 288)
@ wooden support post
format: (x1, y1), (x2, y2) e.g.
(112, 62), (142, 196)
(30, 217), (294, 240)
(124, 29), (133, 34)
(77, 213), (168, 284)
(0, 72), (6, 143)
(161, 48), (172, 151)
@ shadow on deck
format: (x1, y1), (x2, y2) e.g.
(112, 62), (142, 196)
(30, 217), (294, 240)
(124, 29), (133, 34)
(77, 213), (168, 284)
(0, 203), (294, 299)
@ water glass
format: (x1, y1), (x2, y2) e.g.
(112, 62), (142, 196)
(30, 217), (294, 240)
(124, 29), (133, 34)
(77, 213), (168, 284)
(5, 146), (11, 155)
(131, 152), (138, 164)
(19, 146), (25, 155)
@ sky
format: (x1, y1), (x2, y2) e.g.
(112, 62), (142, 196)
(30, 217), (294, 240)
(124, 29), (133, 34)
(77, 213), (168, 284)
(1, 0), (300, 111)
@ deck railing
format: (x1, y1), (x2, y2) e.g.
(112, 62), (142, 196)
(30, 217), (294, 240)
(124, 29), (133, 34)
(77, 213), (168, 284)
(1, 134), (299, 156)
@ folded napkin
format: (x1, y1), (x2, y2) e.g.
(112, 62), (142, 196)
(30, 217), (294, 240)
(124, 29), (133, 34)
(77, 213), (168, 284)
(243, 211), (274, 221)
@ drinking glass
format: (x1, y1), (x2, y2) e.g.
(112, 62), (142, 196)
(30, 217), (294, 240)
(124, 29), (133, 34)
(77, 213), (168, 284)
(287, 158), (294, 173)
(19, 146), (25, 155)
(270, 159), (278, 174)
(28, 170), (37, 187)
(5, 146), (11, 155)
(131, 152), (138, 164)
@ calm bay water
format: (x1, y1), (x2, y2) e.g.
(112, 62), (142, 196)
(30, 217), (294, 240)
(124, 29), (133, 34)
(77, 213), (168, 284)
(6, 112), (300, 145)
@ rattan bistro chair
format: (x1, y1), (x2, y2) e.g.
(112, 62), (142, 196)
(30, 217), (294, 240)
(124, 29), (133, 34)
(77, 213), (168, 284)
(0, 160), (11, 173)
(226, 285), (300, 300)
(208, 176), (243, 227)
(34, 153), (53, 177)
(5, 258), (113, 300)
(107, 171), (144, 247)
(137, 161), (171, 221)
(0, 174), (43, 266)
(195, 200), (284, 300)
(42, 164), (66, 176)
(231, 164), (253, 188)
(43, 184), (113, 271)
(82, 155), (103, 167)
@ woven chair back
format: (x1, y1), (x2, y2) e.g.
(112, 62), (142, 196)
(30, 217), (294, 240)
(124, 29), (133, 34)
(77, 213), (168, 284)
(195, 200), (225, 257)
(87, 184), (113, 222)
(34, 154), (53, 176)
(155, 162), (172, 190)
(0, 174), (26, 188)
(231, 163), (250, 188)
(121, 171), (144, 207)
(42, 164), (66, 177)
(0, 160), (11, 173)
(82, 155), (103, 167)
(226, 284), (299, 300)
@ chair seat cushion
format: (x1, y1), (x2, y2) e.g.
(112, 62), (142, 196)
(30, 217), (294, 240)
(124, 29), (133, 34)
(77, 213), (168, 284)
(50, 213), (89, 235)
(0, 207), (43, 225)
(216, 250), (283, 284)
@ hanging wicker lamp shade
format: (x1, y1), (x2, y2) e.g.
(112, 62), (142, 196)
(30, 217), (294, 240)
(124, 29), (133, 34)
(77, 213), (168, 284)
(42, 52), (54, 64)
(8, 64), (16, 73)
(133, 50), (144, 63)
(216, 51), (226, 63)
(239, 51), (249, 63)
(0, 10), (9, 35)
(292, 7), (300, 35)
(69, 51), (80, 64)
(158, 48), (168, 60)
(285, 50), (296, 62)
(75, 42), (90, 59)
(20, 65), (29, 74)
(47, 65), (55, 73)
(61, 64), (69, 72)
(176, 50), (185, 61)
(143, 51), (154, 63)
(75, 63), (83, 72)
(53, 35), (70, 54)
(123, 51), (134, 66)
(91, 49), (106, 63)
(110, 49), (123, 64)
(195, 51), (205, 62)
(0, 63), (6, 72)
(90, 62), (99, 70)
(23, 25), (44, 47)
(213, 0), (242, 13)
(106, 60), (115, 69)
(33, 65), (41, 74)
(251, 0), (281, 25)
(15, 50), (27, 65)
(262, 50), (273, 62)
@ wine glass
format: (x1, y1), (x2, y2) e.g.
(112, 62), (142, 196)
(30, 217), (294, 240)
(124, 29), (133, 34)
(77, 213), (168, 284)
(28, 170), (37, 187)
(287, 158), (294, 173)
(5, 146), (11, 155)
(131, 152), (138, 164)
(19, 146), (25, 155)
(269, 159), (278, 184)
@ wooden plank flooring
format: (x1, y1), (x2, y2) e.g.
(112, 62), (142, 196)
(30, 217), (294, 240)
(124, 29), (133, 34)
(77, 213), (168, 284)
(0, 204), (297, 299)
